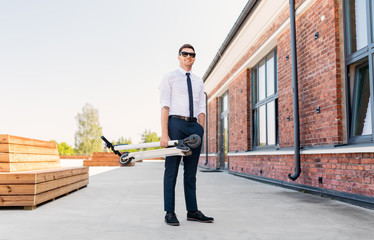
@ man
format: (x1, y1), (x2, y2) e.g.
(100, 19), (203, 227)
(159, 44), (214, 226)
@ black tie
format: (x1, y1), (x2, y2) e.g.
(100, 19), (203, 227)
(186, 73), (194, 119)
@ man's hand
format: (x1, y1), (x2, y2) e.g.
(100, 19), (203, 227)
(160, 134), (170, 148)
(197, 113), (205, 130)
(160, 106), (170, 148)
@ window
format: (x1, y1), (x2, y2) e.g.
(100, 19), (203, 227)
(219, 91), (229, 169)
(346, 0), (368, 55)
(350, 61), (371, 137)
(252, 49), (278, 147)
(344, 0), (374, 142)
(221, 92), (229, 158)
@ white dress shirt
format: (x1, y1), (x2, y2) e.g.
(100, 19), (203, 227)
(159, 66), (206, 118)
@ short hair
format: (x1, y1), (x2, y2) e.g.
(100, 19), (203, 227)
(178, 44), (195, 54)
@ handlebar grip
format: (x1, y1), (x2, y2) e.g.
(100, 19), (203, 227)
(101, 136), (123, 157)
(101, 136), (113, 148)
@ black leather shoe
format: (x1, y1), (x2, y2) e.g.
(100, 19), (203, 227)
(187, 210), (214, 223)
(165, 212), (180, 226)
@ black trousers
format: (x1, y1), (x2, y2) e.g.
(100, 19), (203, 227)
(163, 117), (204, 212)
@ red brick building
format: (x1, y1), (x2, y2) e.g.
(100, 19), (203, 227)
(200, 0), (374, 207)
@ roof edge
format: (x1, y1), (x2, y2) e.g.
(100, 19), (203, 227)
(203, 0), (260, 82)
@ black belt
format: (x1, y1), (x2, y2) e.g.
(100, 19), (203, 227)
(169, 115), (197, 122)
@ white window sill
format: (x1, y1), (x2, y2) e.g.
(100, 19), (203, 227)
(227, 145), (374, 156)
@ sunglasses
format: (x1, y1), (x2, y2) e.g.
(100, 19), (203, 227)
(180, 52), (196, 58)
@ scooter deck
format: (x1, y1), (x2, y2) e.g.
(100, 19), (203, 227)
(101, 134), (200, 166)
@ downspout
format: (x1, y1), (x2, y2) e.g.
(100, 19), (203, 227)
(204, 92), (209, 165)
(288, 0), (301, 181)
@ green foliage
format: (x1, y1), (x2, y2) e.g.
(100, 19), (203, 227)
(141, 129), (161, 150)
(114, 137), (132, 145)
(50, 140), (75, 156)
(74, 103), (103, 155)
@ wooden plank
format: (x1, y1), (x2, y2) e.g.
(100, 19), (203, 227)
(0, 172), (36, 184)
(24, 206), (36, 210)
(91, 159), (121, 163)
(0, 153), (60, 163)
(92, 158), (120, 162)
(84, 162), (121, 166)
(84, 160), (121, 165)
(93, 152), (117, 157)
(146, 157), (165, 160)
(35, 166), (89, 183)
(36, 173), (88, 194)
(0, 179), (89, 207)
(35, 179), (88, 205)
(0, 167), (88, 184)
(0, 195), (35, 207)
(0, 135), (57, 148)
(60, 156), (90, 160)
(0, 184), (35, 195)
(0, 144), (59, 155)
(0, 173), (89, 195)
(92, 156), (120, 161)
(0, 161), (61, 172)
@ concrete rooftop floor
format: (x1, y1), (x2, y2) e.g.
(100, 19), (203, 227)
(0, 161), (373, 240)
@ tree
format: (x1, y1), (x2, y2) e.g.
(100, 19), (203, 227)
(74, 103), (103, 155)
(51, 140), (75, 156)
(140, 129), (160, 150)
(113, 136), (132, 145)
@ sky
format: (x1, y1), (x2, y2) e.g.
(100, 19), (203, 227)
(0, 0), (248, 146)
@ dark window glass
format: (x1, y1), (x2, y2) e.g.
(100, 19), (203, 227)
(222, 92), (229, 112)
(351, 63), (372, 136)
(258, 60), (266, 102)
(266, 51), (275, 96)
(346, 0), (368, 55)
(252, 67), (258, 103)
(219, 91), (229, 169)
(371, 0), (374, 42)
(223, 116), (228, 154)
(259, 105), (266, 146)
(267, 101), (276, 145)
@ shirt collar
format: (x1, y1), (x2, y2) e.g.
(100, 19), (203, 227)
(177, 66), (192, 76)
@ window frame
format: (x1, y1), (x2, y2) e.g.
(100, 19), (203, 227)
(251, 49), (279, 149)
(218, 91), (229, 169)
(344, 0), (374, 143)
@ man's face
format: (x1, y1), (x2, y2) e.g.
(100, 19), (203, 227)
(178, 48), (195, 68)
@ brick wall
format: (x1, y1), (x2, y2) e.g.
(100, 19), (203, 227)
(229, 153), (374, 197)
(202, 98), (219, 168)
(205, 0), (344, 149)
(199, 155), (218, 169)
(200, 0), (374, 198)
(228, 69), (252, 152)
(278, 0), (344, 148)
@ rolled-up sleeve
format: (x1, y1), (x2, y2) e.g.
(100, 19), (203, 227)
(159, 74), (171, 109)
(197, 82), (206, 116)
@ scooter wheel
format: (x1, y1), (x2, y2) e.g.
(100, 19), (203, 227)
(119, 153), (133, 166)
(184, 134), (201, 148)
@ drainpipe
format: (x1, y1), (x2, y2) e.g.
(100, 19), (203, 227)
(204, 92), (209, 165)
(288, 0), (301, 181)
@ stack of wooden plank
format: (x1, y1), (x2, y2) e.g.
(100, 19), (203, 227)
(0, 135), (89, 209)
(0, 135), (60, 172)
(0, 167), (88, 209)
(60, 155), (91, 160)
(83, 152), (135, 166)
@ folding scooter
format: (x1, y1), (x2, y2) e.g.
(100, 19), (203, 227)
(101, 134), (201, 166)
